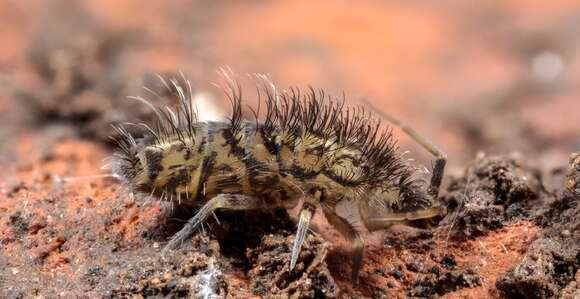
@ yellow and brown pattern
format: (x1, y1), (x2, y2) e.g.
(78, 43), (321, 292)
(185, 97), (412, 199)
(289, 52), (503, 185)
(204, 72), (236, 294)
(111, 73), (447, 283)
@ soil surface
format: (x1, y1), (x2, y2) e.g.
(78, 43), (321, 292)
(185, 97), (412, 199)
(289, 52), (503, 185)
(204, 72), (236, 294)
(1, 1), (579, 298)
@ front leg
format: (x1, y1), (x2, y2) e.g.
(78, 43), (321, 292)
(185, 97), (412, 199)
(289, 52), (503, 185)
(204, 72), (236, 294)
(163, 194), (264, 253)
(361, 203), (446, 231)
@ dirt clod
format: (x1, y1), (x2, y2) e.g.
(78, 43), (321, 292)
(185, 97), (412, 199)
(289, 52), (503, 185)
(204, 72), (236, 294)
(248, 233), (338, 298)
(496, 152), (580, 298)
(410, 270), (482, 298)
(566, 152), (580, 195)
(443, 154), (544, 239)
(109, 234), (231, 298)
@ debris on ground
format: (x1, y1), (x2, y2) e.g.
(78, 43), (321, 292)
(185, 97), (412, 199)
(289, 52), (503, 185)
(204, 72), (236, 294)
(441, 153), (545, 240)
(496, 152), (580, 298)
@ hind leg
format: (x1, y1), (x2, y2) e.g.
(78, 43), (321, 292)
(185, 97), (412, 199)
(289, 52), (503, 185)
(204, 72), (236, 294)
(322, 205), (364, 284)
(163, 194), (263, 253)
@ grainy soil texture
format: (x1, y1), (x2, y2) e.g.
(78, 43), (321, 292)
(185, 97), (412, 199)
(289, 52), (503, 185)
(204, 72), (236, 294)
(1, 1), (579, 298)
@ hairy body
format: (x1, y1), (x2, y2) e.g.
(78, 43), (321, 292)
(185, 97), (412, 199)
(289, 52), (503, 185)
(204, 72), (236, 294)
(126, 121), (366, 207)
(112, 74), (446, 282)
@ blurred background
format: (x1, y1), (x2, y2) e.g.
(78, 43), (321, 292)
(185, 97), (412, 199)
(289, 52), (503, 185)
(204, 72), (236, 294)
(1, 0), (579, 172)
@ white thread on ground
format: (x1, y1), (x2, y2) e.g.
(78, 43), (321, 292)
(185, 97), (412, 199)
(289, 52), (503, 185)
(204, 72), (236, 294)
(194, 260), (222, 299)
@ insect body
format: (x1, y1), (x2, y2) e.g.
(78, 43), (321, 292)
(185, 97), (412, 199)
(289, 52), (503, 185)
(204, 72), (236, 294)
(112, 74), (447, 283)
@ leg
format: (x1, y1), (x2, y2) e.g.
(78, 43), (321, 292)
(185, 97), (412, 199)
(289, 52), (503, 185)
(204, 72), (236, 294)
(359, 197), (446, 231)
(363, 207), (445, 230)
(290, 203), (316, 271)
(363, 99), (447, 200)
(322, 205), (364, 284)
(162, 194), (263, 254)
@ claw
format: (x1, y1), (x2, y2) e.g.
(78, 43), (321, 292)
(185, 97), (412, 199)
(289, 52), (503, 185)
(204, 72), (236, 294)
(290, 204), (315, 270)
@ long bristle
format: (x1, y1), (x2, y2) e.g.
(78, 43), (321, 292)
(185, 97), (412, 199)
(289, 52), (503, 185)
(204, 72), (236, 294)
(114, 72), (418, 199)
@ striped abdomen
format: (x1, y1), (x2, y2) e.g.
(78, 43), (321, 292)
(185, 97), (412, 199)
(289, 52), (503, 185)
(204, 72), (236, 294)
(127, 120), (368, 208)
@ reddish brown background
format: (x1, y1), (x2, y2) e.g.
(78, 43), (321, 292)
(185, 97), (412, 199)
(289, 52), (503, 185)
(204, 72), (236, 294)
(2, 0), (579, 166)
(0, 1), (578, 298)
